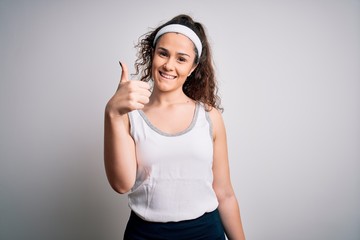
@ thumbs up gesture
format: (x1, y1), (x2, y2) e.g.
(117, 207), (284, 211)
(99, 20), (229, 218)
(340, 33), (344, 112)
(106, 62), (151, 116)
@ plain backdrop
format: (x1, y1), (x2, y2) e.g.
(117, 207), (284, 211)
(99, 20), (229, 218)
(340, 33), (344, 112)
(1, 0), (359, 239)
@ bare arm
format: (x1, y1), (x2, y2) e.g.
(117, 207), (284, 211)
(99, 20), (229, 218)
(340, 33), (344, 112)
(104, 111), (136, 193)
(104, 62), (150, 194)
(210, 108), (246, 240)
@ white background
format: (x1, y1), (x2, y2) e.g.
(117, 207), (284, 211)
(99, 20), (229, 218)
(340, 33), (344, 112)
(1, 0), (359, 239)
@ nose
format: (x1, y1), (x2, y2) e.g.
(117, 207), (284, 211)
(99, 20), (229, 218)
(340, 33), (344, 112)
(163, 58), (175, 71)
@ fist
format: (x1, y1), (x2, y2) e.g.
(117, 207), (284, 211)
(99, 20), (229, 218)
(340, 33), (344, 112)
(106, 61), (151, 116)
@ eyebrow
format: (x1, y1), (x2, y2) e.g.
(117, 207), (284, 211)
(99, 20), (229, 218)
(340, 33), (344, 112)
(157, 47), (191, 58)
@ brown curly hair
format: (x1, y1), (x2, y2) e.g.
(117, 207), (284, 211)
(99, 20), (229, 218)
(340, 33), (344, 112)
(133, 14), (223, 112)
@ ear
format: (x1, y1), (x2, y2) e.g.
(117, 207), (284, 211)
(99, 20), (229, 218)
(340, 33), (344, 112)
(151, 47), (155, 57)
(188, 64), (198, 76)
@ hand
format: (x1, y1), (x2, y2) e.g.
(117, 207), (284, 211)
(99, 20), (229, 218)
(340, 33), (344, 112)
(106, 61), (151, 116)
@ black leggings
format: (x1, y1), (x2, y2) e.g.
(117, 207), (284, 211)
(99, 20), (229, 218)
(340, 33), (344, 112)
(124, 209), (225, 240)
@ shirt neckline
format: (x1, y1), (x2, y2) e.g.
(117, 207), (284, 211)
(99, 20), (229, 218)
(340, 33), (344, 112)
(138, 103), (200, 137)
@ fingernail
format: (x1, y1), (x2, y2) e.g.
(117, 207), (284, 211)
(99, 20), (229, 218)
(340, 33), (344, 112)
(119, 61), (122, 68)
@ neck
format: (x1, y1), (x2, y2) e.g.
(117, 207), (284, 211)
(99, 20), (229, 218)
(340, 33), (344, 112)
(149, 89), (192, 106)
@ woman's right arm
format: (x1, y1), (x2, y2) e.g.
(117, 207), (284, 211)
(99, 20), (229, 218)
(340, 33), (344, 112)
(104, 62), (151, 194)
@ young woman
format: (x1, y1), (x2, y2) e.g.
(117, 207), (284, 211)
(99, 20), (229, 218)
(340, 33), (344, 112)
(104, 14), (245, 240)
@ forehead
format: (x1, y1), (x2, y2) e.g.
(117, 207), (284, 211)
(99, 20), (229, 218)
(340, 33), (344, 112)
(156, 32), (196, 54)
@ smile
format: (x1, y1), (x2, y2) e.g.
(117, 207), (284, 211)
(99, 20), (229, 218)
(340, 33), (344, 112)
(159, 71), (177, 80)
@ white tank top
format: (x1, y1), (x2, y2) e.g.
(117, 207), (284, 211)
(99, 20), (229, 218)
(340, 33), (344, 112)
(127, 103), (218, 222)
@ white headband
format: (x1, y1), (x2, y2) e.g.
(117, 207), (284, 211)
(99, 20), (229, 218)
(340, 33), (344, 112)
(153, 24), (202, 57)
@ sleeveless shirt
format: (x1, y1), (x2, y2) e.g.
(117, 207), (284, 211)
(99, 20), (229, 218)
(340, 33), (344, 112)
(127, 103), (219, 222)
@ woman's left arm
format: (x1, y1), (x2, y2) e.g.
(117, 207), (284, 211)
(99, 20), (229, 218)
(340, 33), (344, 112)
(210, 108), (246, 240)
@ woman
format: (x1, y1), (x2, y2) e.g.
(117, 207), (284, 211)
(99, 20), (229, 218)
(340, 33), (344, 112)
(104, 14), (245, 240)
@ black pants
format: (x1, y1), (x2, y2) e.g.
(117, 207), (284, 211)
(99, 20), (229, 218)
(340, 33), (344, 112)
(124, 209), (225, 240)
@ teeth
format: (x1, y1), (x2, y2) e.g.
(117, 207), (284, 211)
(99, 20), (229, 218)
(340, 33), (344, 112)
(160, 72), (176, 79)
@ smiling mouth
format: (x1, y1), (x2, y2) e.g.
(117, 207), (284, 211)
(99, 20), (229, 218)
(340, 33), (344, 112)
(159, 71), (177, 80)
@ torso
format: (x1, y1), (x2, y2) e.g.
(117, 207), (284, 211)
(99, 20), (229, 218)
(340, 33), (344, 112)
(127, 102), (218, 222)
(141, 99), (196, 135)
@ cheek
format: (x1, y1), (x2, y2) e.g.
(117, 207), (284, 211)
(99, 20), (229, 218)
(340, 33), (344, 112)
(181, 65), (194, 77)
(151, 56), (160, 72)
(152, 55), (164, 69)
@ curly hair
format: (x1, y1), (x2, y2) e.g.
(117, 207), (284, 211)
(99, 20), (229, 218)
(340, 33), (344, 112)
(133, 14), (223, 112)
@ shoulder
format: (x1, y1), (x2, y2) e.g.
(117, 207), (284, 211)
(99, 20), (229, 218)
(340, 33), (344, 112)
(207, 106), (222, 123)
(205, 106), (226, 140)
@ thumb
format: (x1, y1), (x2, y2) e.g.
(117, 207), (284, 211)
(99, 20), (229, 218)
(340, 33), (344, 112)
(119, 61), (129, 83)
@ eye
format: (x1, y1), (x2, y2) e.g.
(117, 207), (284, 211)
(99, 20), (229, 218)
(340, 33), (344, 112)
(178, 57), (187, 62)
(158, 50), (168, 57)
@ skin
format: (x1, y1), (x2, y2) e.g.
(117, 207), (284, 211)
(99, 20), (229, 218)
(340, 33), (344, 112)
(104, 32), (245, 239)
